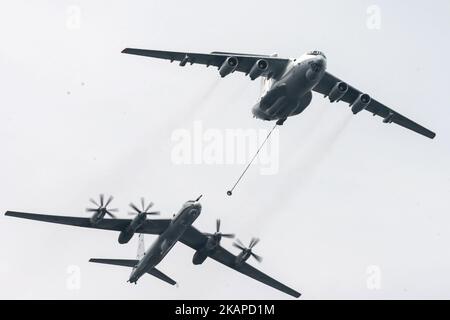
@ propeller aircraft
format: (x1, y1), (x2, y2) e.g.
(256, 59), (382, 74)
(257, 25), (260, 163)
(5, 195), (301, 298)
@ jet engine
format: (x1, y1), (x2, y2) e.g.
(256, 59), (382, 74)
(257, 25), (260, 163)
(219, 57), (238, 77)
(350, 93), (371, 114)
(328, 82), (348, 102)
(248, 59), (268, 80)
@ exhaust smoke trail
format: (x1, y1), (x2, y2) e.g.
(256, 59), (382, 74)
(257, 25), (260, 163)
(254, 113), (353, 221)
(287, 113), (352, 175)
(111, 78), (223, 182)
(179, 78), (222, 123)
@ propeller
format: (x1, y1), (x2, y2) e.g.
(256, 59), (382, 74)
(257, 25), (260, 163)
(86, 194), (118, 218)
(233, 237), (263, 263)
(205, 219), (235, 241)
(128, 197), (160, 216)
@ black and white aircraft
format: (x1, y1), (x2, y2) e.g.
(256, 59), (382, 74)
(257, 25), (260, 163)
(5, 195), (301, 298)
(122, 48), (436, 139)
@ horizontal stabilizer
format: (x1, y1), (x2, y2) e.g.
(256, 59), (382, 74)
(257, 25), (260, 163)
(89, 258), (138, 268)
(147, 268), (177, 286)
(89, 258), (176, 286)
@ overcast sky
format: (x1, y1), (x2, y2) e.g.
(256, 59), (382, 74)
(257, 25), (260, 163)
(0, 0), (449, 299)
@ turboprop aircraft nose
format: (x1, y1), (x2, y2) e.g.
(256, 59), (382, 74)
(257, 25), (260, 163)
(192, 202), (202, 213)
(187, 202), (202, 217)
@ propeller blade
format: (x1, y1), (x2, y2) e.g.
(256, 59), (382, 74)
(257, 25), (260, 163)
(144, 201), (154, 213)
(251, 252), (263, 263)
(235, 238), (245, 248)
(89, 198), (99, 207)
(216, 219), (221, 233)
(221, 233), (235, 239)
(106, 211), (117, 219)
(233, 242), (246, 251)
(250, 237), (260, 248)
(129, 202), (141, 213)
(140, 197), (145, 211)
(105, 195), (114, 207)
(88, 194), (117, 218)
(145, 211), (160, 216)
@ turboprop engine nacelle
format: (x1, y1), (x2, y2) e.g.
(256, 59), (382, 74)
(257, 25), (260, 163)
(192, 251), (208, 265)
(118, 229), (135, 244)
(328, 82), (348, 102)
(118, 213), (147, 244)
(219, 57), (238, 77)
(350, 93), (371, 114)
(248, 59), (268, 80)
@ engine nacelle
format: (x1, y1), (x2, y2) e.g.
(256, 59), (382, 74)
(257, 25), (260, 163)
(219, 57), (238, 77)
(118, 214), (147, 244)
(192, 251), (208, 265)
(90, 210), (107, 225)
(248, 59), (268, 80)
(328, 82), (348, 102)
(234, 255), (248, 266)
(118, 230), (134, 244)
(90, 216), (102, 226)
(350, 93), (371, 114)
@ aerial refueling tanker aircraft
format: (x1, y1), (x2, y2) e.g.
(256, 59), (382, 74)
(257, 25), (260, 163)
(122, 48), (436, 139)
(5, 195), (301, 298)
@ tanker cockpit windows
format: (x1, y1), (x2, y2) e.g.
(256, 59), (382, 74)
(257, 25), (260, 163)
(307, 51), (326, 59)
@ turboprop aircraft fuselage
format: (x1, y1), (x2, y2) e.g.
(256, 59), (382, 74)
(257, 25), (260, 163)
(252, 52), (327, 124)
(128, 201), (201, 283)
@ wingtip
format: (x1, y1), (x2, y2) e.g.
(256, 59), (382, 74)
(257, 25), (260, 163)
(121, 48), (130, 54)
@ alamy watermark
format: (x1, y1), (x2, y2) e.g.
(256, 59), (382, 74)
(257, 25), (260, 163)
(66, 265), (81, 290)
(366, 5), (382, 30)
(66, 5), (82, 30)
(366, 265), (382, 290)
(171, 121), (280, 175)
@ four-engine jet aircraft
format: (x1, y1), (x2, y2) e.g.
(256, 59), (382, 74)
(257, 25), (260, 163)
(122, 48), (436, 139)
(5, 195), (301, 298)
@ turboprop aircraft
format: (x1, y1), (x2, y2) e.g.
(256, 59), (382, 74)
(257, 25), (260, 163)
(122, 48), (436, 139)
(5, 195), (301, 298)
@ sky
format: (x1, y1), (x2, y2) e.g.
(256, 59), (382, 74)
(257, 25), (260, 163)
(0, 0), (449, 299)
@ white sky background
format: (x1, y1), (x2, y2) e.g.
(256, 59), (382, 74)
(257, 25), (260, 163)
(0, 0), (449, 299)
